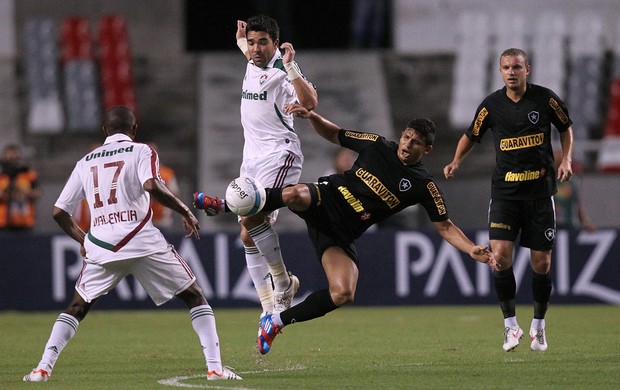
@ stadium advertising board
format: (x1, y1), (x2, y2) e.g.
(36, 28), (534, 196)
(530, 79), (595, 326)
(1, 229), (618, 311)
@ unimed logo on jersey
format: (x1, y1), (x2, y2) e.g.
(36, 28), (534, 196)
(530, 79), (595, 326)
(241, 90), (267, 101)
(85, 145), (134, 161)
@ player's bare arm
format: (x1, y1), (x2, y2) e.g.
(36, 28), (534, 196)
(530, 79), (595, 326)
(235, 20), (250, 61)
(557, 127), (574, 182)
(285, 106), (339, 144)
(281, 42), (318, 111)
(144, 178), (200, 239)
(443, 134), (475, 179)
(52, 206), (86, 247)
(433, 219), (498, 270)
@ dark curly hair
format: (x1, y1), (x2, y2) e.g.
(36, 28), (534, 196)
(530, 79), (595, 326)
(246, 15), (280, 42)
(405, 118), (436, 146)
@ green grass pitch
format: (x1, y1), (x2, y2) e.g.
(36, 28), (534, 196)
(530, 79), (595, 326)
(2, 305), (618, 389)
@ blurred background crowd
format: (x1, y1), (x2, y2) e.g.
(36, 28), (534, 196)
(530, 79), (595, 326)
(1, 0), (618, 235)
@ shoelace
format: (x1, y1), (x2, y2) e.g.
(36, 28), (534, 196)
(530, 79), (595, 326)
(502, 327), (520, 342)
(534, 329), (545, 344)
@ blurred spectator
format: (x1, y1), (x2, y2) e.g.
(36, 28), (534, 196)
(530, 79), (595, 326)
(331, 147), (358, 174)
(554, 152), (596, 231)
(0, 145), (41, 230)
(149, 142), (180, 232)
(350, 0), (387, 48)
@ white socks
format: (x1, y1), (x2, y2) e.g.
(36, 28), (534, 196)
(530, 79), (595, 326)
(248, 222), (289, 291)
(245, 246), (274, 314)
(504, 316), (519, 328)
(190, 305), (222, 373)
(531, 318), (545, 330)
(37, 313), (79, 373)
(504, 317), (546, 329)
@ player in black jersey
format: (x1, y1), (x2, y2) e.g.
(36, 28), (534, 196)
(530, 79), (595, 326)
(444, 48), (575, 352)
(195, 106), (498, 354)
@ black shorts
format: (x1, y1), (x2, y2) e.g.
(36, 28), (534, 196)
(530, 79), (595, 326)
(488, 197), (555, 251)
(291, 183), (359, 266)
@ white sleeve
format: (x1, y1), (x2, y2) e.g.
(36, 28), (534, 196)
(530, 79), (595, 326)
(54, 164), (85, 215)
(136, 144), (160, 187)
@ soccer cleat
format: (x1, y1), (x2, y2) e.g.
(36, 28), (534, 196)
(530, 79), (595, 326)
(23, 369), (50, 382)
(530, 327), (548, 351)
(207, 366), (242, 380)
(258, 314), (281, 355)
(502, 326), (524, 352)
(258, 311), (271, 337)
(273, 272), (300, 313)
(193, 192), (224, 216)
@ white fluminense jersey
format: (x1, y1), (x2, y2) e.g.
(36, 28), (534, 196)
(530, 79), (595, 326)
(240, 49), (304, 161)
(55, 133), (168, 263)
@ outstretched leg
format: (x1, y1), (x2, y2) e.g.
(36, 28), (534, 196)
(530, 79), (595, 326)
(258, 246), (358, 354)
(23, 292), (94, 382)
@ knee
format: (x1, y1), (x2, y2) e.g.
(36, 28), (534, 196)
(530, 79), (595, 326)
(531, 258), (551, 274)
(494, 252), (513, 269)
(178, 283), (207, 308)
(282, 185), (310, 211)
(330, 287), (355, 307)
(239, 229), (252, 246)
(65, 301), (89, 321)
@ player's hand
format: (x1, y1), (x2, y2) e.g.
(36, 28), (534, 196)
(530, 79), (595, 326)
(285, 103), (310, 118)
(557, 160), (573, 182)
(280, 42), (295, 64)
(443, 161), (459, 180)
(235, 20), (247, 40)
(469, 244), (499, 270)
(182, 212), (200, 240)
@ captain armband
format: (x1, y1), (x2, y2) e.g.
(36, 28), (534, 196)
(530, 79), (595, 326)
(284, 61), (302, 81)
(236, 37), (248, 54)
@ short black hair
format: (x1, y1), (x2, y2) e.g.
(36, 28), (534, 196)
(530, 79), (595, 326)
(103, 106), (136, 134)
(500, 48), (529, 66)
(246, 15), (280, 42)
(406, 118), (436, 146)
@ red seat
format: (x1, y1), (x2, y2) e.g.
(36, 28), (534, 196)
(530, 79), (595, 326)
(60, 17), (92, 63)
(97, 15), (136, 113)
(598, 78), (620, 172)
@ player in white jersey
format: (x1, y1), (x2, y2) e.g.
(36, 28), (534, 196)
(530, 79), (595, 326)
(23, 106), (241, 382)
(205, 16), (317, 323)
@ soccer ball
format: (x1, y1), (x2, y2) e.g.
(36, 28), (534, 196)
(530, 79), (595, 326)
(225, 176), (267, 216)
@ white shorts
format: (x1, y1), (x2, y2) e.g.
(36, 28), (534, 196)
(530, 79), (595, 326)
(75, 244), (196, 306)
(240, 149), (302, 224)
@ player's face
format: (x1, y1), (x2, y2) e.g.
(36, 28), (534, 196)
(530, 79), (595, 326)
(499, 54), (530, 91)
(398, 129), (432, 166)
(247, 30), (278, 68)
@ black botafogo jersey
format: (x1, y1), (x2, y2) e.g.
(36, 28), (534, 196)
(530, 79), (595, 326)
(466, 83), (572, 200)
(321, 129), (449, 239)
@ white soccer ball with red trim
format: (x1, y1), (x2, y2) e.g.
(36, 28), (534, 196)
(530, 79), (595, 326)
(225, 176), (266, 216)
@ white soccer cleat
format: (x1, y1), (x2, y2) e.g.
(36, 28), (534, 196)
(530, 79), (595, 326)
(530, 327), (548, 351)
(502, 326), (524, 352)
(207, 366), (242, 380)
(23, 368), (50, 382)
(273, 272), (300, 313)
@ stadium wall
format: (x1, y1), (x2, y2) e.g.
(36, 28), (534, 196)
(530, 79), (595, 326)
(2, 229), (618, 311)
